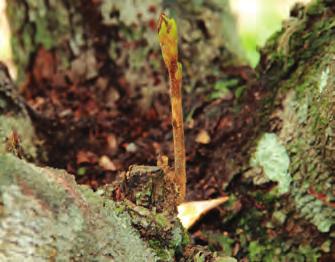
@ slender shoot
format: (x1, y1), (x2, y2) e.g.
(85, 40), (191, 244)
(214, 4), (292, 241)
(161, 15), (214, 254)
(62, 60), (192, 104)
(158, 13), (186, 203)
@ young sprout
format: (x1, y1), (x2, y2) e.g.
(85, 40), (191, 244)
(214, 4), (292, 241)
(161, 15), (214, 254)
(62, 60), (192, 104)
(158, 13), (186, 203)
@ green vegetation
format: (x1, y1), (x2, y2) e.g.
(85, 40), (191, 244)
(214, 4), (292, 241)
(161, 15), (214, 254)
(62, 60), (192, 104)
(234, 0), (295, 66)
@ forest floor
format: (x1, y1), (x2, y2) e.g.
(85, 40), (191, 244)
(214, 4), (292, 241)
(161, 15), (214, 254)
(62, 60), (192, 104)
(22, 49), (272, 255)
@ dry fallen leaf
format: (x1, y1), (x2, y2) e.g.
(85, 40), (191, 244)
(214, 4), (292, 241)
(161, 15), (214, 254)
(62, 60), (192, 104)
(76, 150), (98, 164)
(107, 134), (118, 152)
(99, 155), (117, 171)
(195, 129), (211, 144)
(177, 196), (229, 229)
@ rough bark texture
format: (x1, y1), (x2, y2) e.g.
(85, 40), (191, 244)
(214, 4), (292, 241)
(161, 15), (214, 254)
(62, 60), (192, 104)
(239, 1), (335, 259)
(0, 62), (37, 160)
(0, 155), (158, 261)
(259, 0), (335, 232)
(3, 0), (335, 261)
(216, 1), (335, 260)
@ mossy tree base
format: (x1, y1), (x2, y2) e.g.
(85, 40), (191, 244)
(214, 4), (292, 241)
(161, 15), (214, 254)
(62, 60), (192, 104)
(3, 0), (335, 260)
(0, 154), (158, 261)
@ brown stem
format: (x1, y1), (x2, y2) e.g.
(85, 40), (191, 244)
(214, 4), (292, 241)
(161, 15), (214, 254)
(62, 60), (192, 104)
(157, 13), (186, 203)
(168, 60), (186, 203)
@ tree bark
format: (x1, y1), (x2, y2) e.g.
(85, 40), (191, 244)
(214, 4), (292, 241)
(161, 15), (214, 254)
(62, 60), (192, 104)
(0, 154), (159, 261)
(241, 1), (335, 259)
(0, 62), (37, 160)
(3, 0), (335, 261)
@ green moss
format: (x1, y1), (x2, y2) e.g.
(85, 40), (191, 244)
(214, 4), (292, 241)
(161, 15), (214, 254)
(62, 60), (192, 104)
(305, 0), (325, 16)
(194, 252), (206, 262)
(293, 188), (334, 232)
(258, 0), (335, 235)
(209, 79), (240, 100)
(206, 232), (235, 257)
(34, 17), (54, 49)
(248, 241), (268, 262)
(254, 191), (277, 206)
(170, 225), (184, 249)
(247, 240), (321, 262)
(148, 239), (174, 262)
(154, 213), (169, 228)
(0, 115), (37, 159)
(7, 0), (74, 81)
(0, 154), (157, 261)
(238, 208), (267, 240)
(147, 212), (187, 259)
(271, 210), (286, 226)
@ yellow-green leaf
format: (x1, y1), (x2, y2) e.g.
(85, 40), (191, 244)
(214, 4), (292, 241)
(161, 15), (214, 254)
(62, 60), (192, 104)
(157, 13), (178, 67)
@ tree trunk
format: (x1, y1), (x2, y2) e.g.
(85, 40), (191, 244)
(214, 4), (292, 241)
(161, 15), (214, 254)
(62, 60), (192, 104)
(0, 62), (37, 160)
(241, 1), (335, 259)
(3, 0), (335, 261)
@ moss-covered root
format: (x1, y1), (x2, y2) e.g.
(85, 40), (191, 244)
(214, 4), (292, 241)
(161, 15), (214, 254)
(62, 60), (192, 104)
(0, 154), (156, 261)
